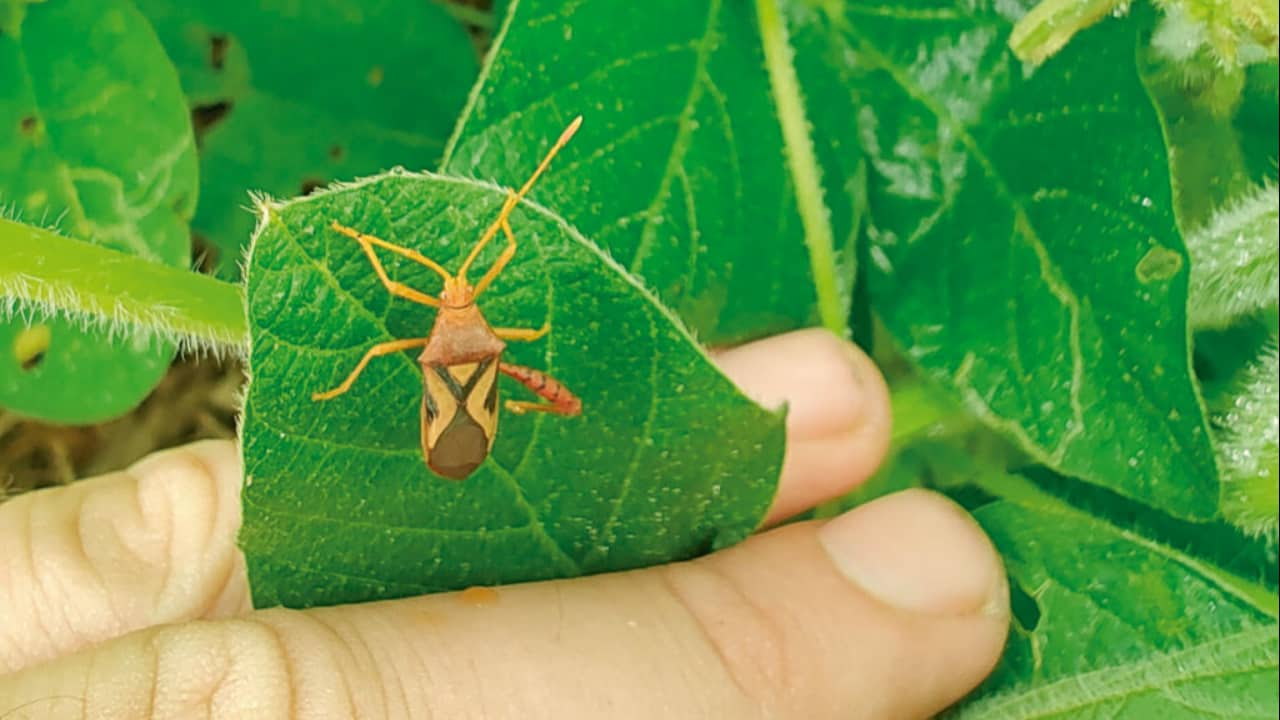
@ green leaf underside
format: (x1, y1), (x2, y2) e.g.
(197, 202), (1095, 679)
(811, 0), (1217, 518)
(0, 0), (197, 423)
(957, 499), (1279, 718)
(135, 0), (478, 278)
(443, 0), (857, 345)
(240, 171), (786, 608)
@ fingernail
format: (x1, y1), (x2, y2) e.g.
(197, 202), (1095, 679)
(818, 489), (1008, 617)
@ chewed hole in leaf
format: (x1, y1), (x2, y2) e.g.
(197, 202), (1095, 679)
(13, 324), (52, 372)
(192, 101), (232, 136)
(209, 34), (229, 70)
(1008, 575), (1042, 632)
(299, 177), (327, 195)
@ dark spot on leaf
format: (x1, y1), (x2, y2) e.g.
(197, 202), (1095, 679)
(1008, 576), (1041, 632)
(14, 324), (52, 371)
(192, 101), (233, 136)
(209, 34), (229, 70)
(300, 178), (327, 196)
(328, 144), (344, 161)
(367, 65), (385, 87)
(19, 115), (37, 135)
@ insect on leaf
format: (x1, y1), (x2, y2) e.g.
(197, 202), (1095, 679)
(444, 0), (860, 344)
(239, 165), (786, 608)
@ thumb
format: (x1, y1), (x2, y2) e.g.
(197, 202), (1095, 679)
(0, 489), (1009, 718)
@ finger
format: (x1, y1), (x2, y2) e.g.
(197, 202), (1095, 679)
(0, 489), (1009, 719)
(0, 439), (247, 674)
(712, 328), (892, 525)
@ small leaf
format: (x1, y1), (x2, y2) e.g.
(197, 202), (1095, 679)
(955, 495), (1280, 717)
(0, 0), (197, 423)
(443, 0), (858, 344)
(135, 0), (479, 278)
(800, 0), (1218, 518)
(239, 170), (786, 608)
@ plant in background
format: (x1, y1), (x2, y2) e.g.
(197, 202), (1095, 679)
(2, 0), (1277, 716)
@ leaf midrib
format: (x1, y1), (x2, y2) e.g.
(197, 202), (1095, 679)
(955, 624), (1279, 718)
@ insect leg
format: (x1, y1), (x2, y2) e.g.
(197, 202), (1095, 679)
(493, 323), (550, 342)
(330, 221), (446, 307)
(458, 116), (583, 282)
(312, 337), (430, 401)
(499, 362), (581, 416)
(472, 193), (521, 298)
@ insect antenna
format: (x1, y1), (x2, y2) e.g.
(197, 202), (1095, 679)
(457, 116), (583, 283)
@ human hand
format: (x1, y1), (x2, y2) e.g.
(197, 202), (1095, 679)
(0, 329), (1009, 718)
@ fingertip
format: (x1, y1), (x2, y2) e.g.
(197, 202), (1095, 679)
(711, 329), (892, 524)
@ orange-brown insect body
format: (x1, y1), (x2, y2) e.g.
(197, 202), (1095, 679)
(417, 282), (505, 479)
(311, 118), (585, 481)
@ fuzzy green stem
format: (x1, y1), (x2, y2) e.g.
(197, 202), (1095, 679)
(1009, 0), (1123, 64)
(0, 218), (248, 355)
(755, 0), (848, 337)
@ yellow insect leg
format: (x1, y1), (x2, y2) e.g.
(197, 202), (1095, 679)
(493, 323), (550, 342)
(330, 221), (446, 307)
(312, 337), (430, 401)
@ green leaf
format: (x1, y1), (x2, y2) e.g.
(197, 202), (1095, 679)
(0, 217), (246, 354)
(801, 0), (1218, 518)
(239, 170), (786, 608)
(956, 494), (1279, 718)
(0, 0), (197, 423)
(1236, 60), (1279, 185)
(134, 0), (479, 278)
(442, 0), (857, 344)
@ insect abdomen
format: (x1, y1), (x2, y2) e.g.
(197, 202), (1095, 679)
(420, 357), (501, 480)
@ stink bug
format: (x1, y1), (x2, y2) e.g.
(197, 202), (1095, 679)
(311, 117), (584, 480)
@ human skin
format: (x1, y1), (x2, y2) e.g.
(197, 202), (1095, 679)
(0, 329), (1009, 719)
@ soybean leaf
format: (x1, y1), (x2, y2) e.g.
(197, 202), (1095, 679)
(443, 0), (857, 344)
(135, 0), (478, 278)
(1236, 60), (1279, 186)
(0, 0), (197, 423)
(796, 0), (1217, 518)
(239, 170), (786, 608)
(956, 493), (1279, 717)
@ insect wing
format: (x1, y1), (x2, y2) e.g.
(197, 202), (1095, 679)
(420, 357), (501, 479)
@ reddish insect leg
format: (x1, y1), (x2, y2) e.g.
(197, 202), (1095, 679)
(499, 362), (581, 416)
